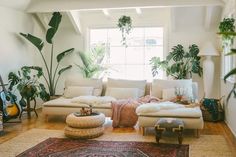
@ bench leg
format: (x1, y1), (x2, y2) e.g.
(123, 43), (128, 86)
(195, 129), (200, 138)
(45, 114), (48, 122)
(140, 127), (145, 136)
(155, 130), (163, 144)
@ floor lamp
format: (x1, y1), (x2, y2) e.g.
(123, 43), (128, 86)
(199, 42), (219, 98)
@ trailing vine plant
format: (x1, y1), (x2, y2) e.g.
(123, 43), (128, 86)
(218, 17), (236, 101)
(117, 15), (132, 47)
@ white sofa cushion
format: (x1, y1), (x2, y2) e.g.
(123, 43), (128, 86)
(151, 79), (193, 99)
(105, 87), (139, 99)
(43, 97), (90, 108)
(64, 86), (94, 98)
(106, 78), (146, 97)
(65, 77), (103, 96)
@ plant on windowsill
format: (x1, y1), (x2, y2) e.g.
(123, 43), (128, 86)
(150, 44), (203, 79)
(76, 44), (108, 78)
(218, 18), (236, 102)
(19, 12), (74, 97)
(117, 15), (132, 47)
(8, 66), (50, 118)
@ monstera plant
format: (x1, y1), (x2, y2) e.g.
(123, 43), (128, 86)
(8, 66), (50, 107)
(19, 12), (74, 97)
(150, 44), (202, 79)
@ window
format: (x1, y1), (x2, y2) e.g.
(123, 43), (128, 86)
(89, 27), (164, 80)
(222, 13), (236, 82)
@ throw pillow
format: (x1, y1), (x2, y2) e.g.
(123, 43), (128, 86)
(105, 87), (139, 99)
(65, 77), (103, 96)
(64, 86), (94, 98)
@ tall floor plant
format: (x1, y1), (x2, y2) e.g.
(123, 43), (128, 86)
(20, 12), (74, 96)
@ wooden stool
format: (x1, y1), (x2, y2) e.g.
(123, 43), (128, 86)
(155, 118), (184, 144)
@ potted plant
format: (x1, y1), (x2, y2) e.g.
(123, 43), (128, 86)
(19, 12), (74, 97)
(76, 44), (108, 78)
(117, 15), (132, 47)
(8, 66), (50, 118)
(150, 44), (203, 79)
(218, 17), (236, 101)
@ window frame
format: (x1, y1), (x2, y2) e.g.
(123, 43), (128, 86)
(86, 25), (168, 80)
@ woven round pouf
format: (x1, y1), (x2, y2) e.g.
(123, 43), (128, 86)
(64, 112), (105, 139)
(64, 125), (104, 139)
(66, 112), (105, 128)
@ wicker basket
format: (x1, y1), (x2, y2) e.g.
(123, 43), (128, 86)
(200, 98), (224, 122)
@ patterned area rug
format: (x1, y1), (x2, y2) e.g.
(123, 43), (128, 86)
(0, 129), (233, 157)
(17, 138), (189, 157)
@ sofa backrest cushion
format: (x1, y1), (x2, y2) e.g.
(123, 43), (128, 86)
(106, 78), (146, 97)
(151, 79), (194, 99)
(65, 77), (103, 96)
(105, 87), (139, 99)
(64, 86), (94, 98)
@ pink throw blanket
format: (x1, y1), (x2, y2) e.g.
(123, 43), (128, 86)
(111, 95), (159, 128)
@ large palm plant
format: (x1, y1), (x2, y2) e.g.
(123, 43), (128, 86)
(150, 44), (202, 79)
(76, 44), (107, 78)
(19, 12), (74, 96)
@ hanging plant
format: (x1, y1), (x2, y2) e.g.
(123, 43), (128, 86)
(117, 15), (132, 47)
(218, 18), (235, 49)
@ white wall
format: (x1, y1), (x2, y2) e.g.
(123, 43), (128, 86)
(53, 7), (221, 98)
(0, 5), (45, 106)
(220, 0), (236, 137)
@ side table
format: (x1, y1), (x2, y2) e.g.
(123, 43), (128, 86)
(155, 118), (184, 144)
(19, 98), (38, 119)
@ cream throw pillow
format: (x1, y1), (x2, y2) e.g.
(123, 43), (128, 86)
(105, 87), (139, 99)
(64, 86), (94, 98)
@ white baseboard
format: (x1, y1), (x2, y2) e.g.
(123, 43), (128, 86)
(225, 120), (236, 138)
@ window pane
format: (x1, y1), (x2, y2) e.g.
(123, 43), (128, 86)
(109, 47), (125, 64)
(90, 29), (107, 44)
(145, 46), (163, 64)
(127, 28), (144, 46)
(126, 47), (144, 64)
(145, 27), (163, 38)
(108, 28), (122, 46)
(126, 65), (144, 80)
(109, 65), (126, 79)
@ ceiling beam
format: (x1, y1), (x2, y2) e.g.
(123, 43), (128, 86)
(35, 13), (49, 30)
(205, 6), (214, 30)
(135, 8), (142, 14)
(27, 0), (224, 13)
(102, 9), (110, 17)
(67, 11), (82, 34)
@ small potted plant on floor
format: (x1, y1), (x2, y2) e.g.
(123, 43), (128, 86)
(8, 66), (50, 118)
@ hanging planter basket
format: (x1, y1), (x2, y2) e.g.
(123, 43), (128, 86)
(117, 15), (132, 47)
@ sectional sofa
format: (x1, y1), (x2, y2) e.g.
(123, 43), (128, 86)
(42, 77), (204, 136)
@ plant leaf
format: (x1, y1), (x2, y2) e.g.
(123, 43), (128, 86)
(58, 65), (72, 75)
(19, 33), (44, 51)
(224, 68), (236, 82)
(46, 12), (62, 44)
(225, 49), (236, 56)
(8, 72), (20, 91)
(170, 44), (185, 62)
(56, 48), (74, 63)
(21, 66), (43, 78)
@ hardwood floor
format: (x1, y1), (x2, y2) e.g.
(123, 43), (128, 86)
(1, 109), (236, 156)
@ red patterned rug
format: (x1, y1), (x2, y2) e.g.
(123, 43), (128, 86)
(17, 138), (189, 157)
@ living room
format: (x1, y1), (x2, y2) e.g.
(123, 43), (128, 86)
(0, 0), (236, 156)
